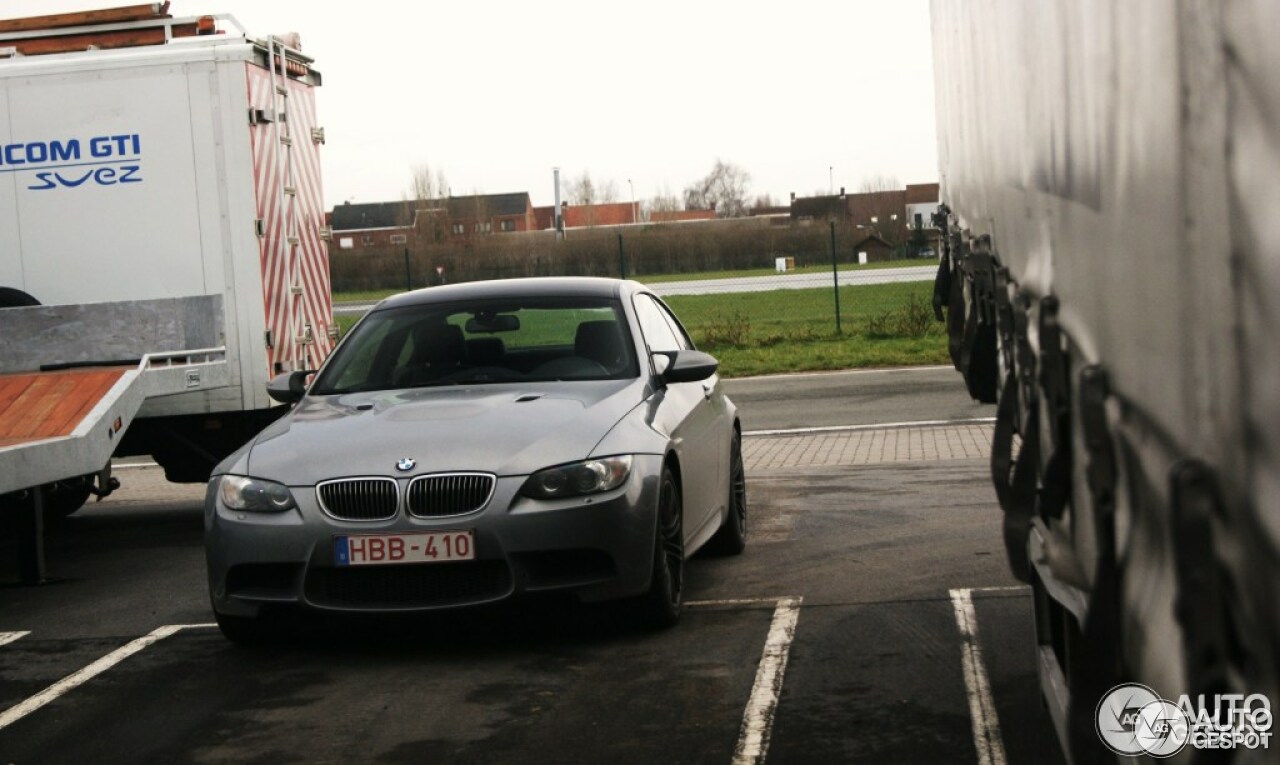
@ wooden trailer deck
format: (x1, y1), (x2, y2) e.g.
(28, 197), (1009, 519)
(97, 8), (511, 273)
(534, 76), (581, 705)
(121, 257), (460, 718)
(0, 368), (128, 448)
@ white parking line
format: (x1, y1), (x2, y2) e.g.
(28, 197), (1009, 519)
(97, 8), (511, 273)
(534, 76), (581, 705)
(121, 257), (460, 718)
(0, 623), (214, 731)
(732, 596), (803, 765)
(950, 588), (1008, 765)
(0, 632), (31, 647)
(686, 597), (787, 608)
(744, 417), (995, 438)
(729, 365), (955, 383)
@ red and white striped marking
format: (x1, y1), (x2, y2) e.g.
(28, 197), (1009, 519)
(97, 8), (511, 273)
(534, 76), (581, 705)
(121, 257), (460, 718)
(246, 62), (333, 376)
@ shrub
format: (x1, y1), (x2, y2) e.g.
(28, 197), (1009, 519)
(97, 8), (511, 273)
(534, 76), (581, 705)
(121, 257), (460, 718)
(696, 311), (752, 348)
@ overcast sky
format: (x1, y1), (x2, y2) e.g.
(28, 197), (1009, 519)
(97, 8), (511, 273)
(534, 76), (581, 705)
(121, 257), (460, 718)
(7, 0), (939, 210)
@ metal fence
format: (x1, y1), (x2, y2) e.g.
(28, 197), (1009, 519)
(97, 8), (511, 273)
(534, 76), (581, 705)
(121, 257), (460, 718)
(330, 221), (945, 366)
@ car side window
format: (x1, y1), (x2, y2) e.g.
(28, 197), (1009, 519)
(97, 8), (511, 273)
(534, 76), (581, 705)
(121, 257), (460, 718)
(632, 294), (681, 354)
(328, 319), (396, 390)
(653, 298), (694, 351)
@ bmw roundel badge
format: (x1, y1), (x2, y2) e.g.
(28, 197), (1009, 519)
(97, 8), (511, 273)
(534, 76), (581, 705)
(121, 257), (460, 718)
(396, 457), (416, 472)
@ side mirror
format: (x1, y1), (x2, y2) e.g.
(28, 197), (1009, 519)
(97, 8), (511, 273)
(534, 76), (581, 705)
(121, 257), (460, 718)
(652, 350), (718, 384)
(266, 370), (312, 404)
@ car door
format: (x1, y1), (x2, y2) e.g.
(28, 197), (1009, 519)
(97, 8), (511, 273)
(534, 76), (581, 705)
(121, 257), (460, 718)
(632, 293), (724, 543)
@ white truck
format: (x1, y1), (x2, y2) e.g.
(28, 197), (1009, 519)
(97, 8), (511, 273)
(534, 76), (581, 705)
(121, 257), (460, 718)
(931, 1), (1278, 761)
(0, 4), (335, 554)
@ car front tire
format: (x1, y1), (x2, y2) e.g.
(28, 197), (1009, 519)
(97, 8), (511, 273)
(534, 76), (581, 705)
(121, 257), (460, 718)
(635, 467), (684, 629)
(214, 610), (277, 646)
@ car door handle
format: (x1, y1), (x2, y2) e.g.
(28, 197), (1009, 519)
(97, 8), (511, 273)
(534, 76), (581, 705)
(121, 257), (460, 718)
(701, 384), (713, 400)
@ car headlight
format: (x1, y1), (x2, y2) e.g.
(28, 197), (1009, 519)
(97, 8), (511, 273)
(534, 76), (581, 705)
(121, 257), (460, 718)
(217, 475), (297, 512)
(520, 455), (633, 499)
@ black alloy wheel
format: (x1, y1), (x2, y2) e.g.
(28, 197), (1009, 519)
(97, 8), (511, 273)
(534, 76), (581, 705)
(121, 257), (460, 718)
(706, 430), (747, 555)
(637, 467), (684, 628)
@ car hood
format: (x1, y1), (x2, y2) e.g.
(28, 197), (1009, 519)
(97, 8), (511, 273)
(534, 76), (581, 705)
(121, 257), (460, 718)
(246, 380), (647, 485)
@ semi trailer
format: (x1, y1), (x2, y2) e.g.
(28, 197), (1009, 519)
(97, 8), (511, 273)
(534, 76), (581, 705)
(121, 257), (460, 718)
(931, 0), (1278, 761)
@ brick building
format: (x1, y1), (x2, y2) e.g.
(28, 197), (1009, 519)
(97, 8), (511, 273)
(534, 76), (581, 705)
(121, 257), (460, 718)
(330, 192), (536, 254)
(649, 209), (718, 223)
(532, 201), (648, 230)
(789, 182), (939, 248)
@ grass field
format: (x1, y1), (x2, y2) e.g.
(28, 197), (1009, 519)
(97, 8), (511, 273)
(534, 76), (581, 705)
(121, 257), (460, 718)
(330, 259), (935, 304)
(632, 258), (932, 284)
(333, 279), (947, 378)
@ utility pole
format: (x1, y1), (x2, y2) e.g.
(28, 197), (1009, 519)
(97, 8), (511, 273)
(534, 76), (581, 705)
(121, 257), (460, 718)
(831, 221), (841, 333)
(553, 167), (564, 241)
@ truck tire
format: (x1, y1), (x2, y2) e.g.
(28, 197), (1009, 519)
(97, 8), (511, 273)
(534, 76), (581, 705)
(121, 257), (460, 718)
(0, 287), (40, 308)
(965, 322), (999, 404)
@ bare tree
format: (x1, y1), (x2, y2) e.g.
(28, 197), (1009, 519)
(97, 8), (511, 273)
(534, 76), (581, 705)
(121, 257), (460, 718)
(406, 163), (451, 244)
(645, 188), (681, 222)
(565, 171), (622, 206)
(747, 193), (778, 211)
(648, 191), (680, 213)
(409, 162), (449, 202)
(683, 159), (751, 217)
(565, 171), (597, 205)
(858, 174), (901, 193)
(596, 178), (619, 204)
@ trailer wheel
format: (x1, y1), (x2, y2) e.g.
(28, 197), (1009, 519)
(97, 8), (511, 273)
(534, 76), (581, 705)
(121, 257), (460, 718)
(0, 479), (92, 520)
(43, 480), (93, 518)
(0, 287), (40, 308)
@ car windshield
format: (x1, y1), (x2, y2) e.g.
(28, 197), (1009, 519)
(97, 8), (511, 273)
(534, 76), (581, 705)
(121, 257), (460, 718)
(311, 297), (639, 394)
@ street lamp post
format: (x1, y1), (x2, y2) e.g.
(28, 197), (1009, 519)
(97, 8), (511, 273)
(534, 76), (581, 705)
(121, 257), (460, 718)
(628, 179), (636, 223)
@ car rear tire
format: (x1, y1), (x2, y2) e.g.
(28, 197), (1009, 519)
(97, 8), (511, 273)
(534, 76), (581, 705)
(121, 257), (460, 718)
(705, 430), (747, 556)
(635, 467), (683, 629)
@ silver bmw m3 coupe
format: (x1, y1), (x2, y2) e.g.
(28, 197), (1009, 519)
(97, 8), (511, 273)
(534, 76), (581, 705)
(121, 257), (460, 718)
(205, 277), (745, 642)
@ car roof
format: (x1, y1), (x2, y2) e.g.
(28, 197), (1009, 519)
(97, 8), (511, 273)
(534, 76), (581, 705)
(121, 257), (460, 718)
(375, 277), (645, 311)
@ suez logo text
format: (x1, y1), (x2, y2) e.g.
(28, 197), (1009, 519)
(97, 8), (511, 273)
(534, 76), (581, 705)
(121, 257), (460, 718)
(0, 134), (143, 190)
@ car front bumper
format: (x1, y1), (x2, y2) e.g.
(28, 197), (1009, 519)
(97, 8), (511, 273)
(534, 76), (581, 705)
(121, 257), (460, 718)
(204, 455), (663, 618)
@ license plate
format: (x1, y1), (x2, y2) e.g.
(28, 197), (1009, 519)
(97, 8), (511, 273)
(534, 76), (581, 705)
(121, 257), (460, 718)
(334, 531), (474, 567)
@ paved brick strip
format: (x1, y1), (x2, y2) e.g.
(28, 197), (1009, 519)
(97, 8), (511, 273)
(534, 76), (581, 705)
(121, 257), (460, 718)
(743, 422), (993, 471)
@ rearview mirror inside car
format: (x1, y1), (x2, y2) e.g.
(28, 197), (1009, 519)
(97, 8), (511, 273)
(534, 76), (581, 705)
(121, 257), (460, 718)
(465, 313), (520, 333)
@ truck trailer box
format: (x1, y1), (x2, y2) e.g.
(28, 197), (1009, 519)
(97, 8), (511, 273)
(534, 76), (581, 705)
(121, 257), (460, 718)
(930, 0), (1278, 760)
(0, 8), (335, 481)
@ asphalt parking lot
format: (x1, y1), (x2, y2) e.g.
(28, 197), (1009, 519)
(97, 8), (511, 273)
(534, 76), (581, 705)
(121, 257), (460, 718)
(0, 368), (1066, 764)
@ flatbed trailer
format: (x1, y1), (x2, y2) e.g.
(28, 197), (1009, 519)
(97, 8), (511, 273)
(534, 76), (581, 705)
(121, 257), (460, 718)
(0, 348), (228, 581)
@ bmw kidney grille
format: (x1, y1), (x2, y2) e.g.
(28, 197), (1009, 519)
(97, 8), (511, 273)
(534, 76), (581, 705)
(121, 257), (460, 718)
(407, 473), (495, 518)
(316, 478), (399, 521)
